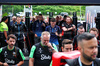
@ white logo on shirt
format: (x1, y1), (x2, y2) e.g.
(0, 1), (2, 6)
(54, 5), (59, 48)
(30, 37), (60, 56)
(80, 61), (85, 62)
(4, 51), (7, 57)
(5, 58), (15, 64)
(39, 48), (42, 53)
(41, 54), (51, 60)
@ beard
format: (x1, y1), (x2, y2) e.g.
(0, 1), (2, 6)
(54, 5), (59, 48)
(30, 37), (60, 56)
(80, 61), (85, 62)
(82, 51), (96, 62)
(9, 44), (14, 48)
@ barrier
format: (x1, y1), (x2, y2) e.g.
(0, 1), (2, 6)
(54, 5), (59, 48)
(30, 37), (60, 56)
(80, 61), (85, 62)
(52, 50), (80, 66)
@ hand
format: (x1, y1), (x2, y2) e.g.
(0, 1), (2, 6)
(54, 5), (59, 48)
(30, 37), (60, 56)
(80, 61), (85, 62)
(55, 32), (58, 36)
(72, 25), (76, 29)
(35, 34), (37, 37)
(42, 23), (45, 27)
(3, 63), (9, 66)
(46, 43), (53, 49)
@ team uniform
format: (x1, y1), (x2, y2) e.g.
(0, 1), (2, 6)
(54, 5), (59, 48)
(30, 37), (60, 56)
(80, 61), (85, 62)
(62, 22), (75, 40)
(45, 25), (61, 45)
(0, 22), (8, 47)
(29, 42), (58, 66)
(32, 20), (46, 44)
(11, 22), (27, 51)
(0, 46), (25, 65)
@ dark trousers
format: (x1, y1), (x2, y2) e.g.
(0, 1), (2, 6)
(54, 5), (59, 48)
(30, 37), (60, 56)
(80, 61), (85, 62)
(16, 39), (24, 52)
(0, 38), (7, 48)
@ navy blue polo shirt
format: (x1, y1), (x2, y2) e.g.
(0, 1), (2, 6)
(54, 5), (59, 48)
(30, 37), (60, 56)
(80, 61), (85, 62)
(45, 25), (61, 45)
(32, 20), (45, 37)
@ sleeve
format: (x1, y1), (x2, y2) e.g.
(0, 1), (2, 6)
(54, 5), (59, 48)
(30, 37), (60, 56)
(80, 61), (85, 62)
(0, 48), (3, 61)
(73, 36), (77, 50)
(18, 49), (25, 61)
(53, 44), (58, 52)
(29, 45), (36, 58)
(24, 24), (28, 32)
(2, 23), (8, 31)
(57, 26), (62, 34)
(32, 22), (36, 33)
(45, 26), (48, 31)
(62, 23), (65, 27)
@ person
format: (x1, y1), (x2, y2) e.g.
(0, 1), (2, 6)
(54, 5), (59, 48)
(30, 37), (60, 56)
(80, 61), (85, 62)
(61, 39), (73, 52)
(89, 28), (100, 58)
(10, 16), (16, 26)
(62, 16), (76, 40)
(0, 16), (8, 47)
(45, 18), (62, 49)
(11, 17), (28, 52)
(66, 32), (100, 66)
(73, 25), (85, 50)
(0, 34), (25, 66)
(29, 31), (58, 66)
(89, 28), (98, 39)
(32, 14), (46, 44)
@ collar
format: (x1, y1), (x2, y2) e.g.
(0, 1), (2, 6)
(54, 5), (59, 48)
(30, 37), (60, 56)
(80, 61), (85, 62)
(7, 45), (14, 51)
(15, 21), (22, 25)
(50, 25), (56, 28)
(40, 42), (47, 47)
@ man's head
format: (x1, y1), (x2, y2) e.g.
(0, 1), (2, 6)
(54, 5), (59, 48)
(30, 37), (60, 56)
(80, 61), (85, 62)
(12, 16), (16, 22)
(77, 26), (85, 35)
(7, 34), (17, 48)
(50, 18), (56, 27)
(89, 28), (99, 38)
(66, 16), (72, 24)
(61, 39), (73, 52)
(77, 32), (98, 62)
(41, 31), (50, 46)
(1, 16), (8, 23)
(38, 14), (43, 21)
(16, 17), (21, 24)
(63, 15), (67, 21)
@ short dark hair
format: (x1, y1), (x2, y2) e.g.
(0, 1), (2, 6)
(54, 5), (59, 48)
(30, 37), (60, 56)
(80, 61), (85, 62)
(62, 39), (73, 48)
(39, 14), (42, 16)
(7, 34), (17, 41)
(77, 32), (95, 42)
(89, 28), (99, 33)
(77, 25), (84, 30)
(1, 16), (8, 22)
(63, 15), (67, 19)
(50, 18), (56, 22)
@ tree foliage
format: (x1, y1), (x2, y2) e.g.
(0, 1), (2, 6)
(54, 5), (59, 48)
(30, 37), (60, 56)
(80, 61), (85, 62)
(2, 5), (86, 16)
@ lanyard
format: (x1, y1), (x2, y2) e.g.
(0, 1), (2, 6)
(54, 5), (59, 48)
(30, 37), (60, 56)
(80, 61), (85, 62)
(78, 56), (94, 66)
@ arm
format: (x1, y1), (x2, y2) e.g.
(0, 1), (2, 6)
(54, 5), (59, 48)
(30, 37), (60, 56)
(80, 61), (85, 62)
(62, 27), (68, 31)
(0, 62), (8, 66)
(29, 46), (36, 66)
(47, 43), (58, 53)
(16, 61), (24, 66)
(29, 58), (34, 66)
(4, 31), (7, 39)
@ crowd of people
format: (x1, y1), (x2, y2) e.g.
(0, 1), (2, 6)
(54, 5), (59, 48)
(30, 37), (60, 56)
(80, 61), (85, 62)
(0, 14), (100, 66)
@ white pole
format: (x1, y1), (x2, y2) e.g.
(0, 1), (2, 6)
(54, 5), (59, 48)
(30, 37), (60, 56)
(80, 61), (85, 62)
(80, 6), (81, 22)
(0, 5), (2, 21)
(12, 7), (13, 15)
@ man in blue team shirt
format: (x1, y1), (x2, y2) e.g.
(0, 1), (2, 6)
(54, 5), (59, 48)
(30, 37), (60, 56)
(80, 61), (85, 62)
(32, 14), (46, 44)
(45, 18), (62, 49)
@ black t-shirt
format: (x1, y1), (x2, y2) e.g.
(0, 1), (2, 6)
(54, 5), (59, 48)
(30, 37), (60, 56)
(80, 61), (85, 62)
(62, 22), (75, 40)
(66, 58), (100, 66)
(29, 43), (53, 66)
(0, 46), (25, 65)
(82, 63), (92, 66)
